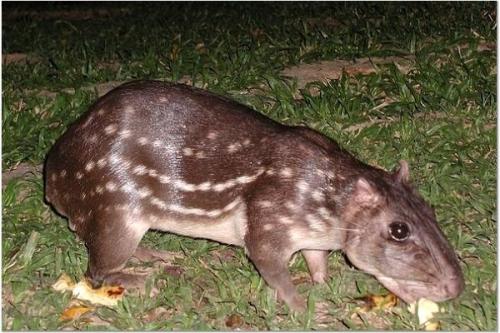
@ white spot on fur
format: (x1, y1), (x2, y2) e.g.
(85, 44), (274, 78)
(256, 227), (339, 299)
(280, 167), (293, 178)
(97, 158), (107, 168)
(168, 204), (208, 216)
(138, 186), (152, 198)
(266, 168), (275, 175)
(132, 165), (147, 175)
(296, 180), (309, 193)
(236, 175), (256, 184)
(279, 216), (294, 225)
(312, 190), (325, 202)
(242, 139), (251, 146)
(151, 197), (167, 210)
(60, 170), (67, 177)
(153, 139), (162, 147)
(306, 214), (326, 232)
(159, 96), (168, 103)
(148, 169), (158, 178)
(119, 129), (131, 139)
(285, 201), (299, 213)
(263, 224), (274, 231)
(81, 192), (87, 200)
(76, 172), (83, 179)
(183, 148), (194, 156)
(121, 184), (135, 194)
(227, 142), (242, 153)
(97, 109), (105, 116)
(195, 151), (206, 159)
(104, 124), (118, 135)
(105, 182), (117, 192)
(125, 106), (135, 114)
(317, 207), (338, 224)
(159, 175), (171, 184)
(51, 173), (57, 181)
(207, 131), (218, 140)
(89, 134), (98, 143)
(213, 179), (237, 192)
(82, 115), (94, 128)
(258, 200), (273, 208)
(197, 182), (212, 191)
(174, 180), (197, 192)
(137, 137), (149, 145)
(95, 185), (104, 194)
(85, 161), (95, 172)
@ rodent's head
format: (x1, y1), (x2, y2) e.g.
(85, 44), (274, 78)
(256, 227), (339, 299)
(342, 161), (464, 304)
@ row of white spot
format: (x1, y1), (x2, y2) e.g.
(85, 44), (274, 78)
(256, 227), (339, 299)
(150, 196), (242, 218)
(102, 118), (252, 156)
(259, 202), (337, 233)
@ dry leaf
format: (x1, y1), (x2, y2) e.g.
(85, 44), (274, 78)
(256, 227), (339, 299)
(356, 293), (398, 312)
(60, 304), (94, 321)
(225, 313), (244, 328)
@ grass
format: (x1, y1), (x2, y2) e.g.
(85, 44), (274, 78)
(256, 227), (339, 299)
(2, 2), (496, 330)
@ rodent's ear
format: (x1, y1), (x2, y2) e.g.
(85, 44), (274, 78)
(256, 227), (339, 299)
(393, 160), (410, 183)
(352, 178), (381, 207)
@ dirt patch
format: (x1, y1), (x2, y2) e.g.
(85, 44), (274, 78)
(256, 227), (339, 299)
(2, 163), (43, 188)
(281, 56), (415, 89)
(4, 8), (131, 21)
(28, 76), (194, 99)
(3, 53), (41, 65)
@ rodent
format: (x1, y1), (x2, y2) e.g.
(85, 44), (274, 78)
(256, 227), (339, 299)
(45, 80), (464, 311)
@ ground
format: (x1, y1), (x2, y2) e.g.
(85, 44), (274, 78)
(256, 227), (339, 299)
(2, 2), (497, 330)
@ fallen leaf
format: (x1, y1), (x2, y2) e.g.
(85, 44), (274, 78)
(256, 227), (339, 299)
(356, 293), (398, 312)
(225, 313), (244, 329)
(281, 57), (415, 89)
(60, 304), (94, 321)
(163, 265), (185, 277)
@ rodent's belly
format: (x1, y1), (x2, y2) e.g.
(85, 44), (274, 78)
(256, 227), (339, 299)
(149, 201), (248, 246)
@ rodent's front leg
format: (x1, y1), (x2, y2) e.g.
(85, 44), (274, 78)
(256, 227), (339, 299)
(244, 204), (305, 311)
(83, 211), (149, 290)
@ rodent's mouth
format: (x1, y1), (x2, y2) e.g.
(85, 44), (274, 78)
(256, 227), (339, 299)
(376, 275), (463, 304)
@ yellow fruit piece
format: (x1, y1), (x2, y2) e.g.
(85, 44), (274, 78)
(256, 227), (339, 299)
(60, 304), (93, 321)
(52, 273), (75, 292)
(408, 298), (442, 331)
(52, 273), (124, 307)
(72, 280), (124, 307)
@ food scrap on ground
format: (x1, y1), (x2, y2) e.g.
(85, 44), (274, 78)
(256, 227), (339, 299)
(408, 298), (443, 331)
(52, 273), (124, 307)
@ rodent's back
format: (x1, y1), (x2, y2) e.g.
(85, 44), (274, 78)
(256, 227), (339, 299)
(45, 81), (297, 230)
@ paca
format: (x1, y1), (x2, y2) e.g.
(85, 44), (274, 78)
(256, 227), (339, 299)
(45, 80), (464, 311)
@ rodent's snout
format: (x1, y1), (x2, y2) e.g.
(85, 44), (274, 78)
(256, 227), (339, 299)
(441, 274), (465, 300)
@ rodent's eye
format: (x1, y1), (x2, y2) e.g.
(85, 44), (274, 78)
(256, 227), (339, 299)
(388, 222), (410, 241)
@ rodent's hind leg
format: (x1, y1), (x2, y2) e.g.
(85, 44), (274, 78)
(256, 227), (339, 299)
(83, 213), (149, 291)
(302, 249), (329, 284)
